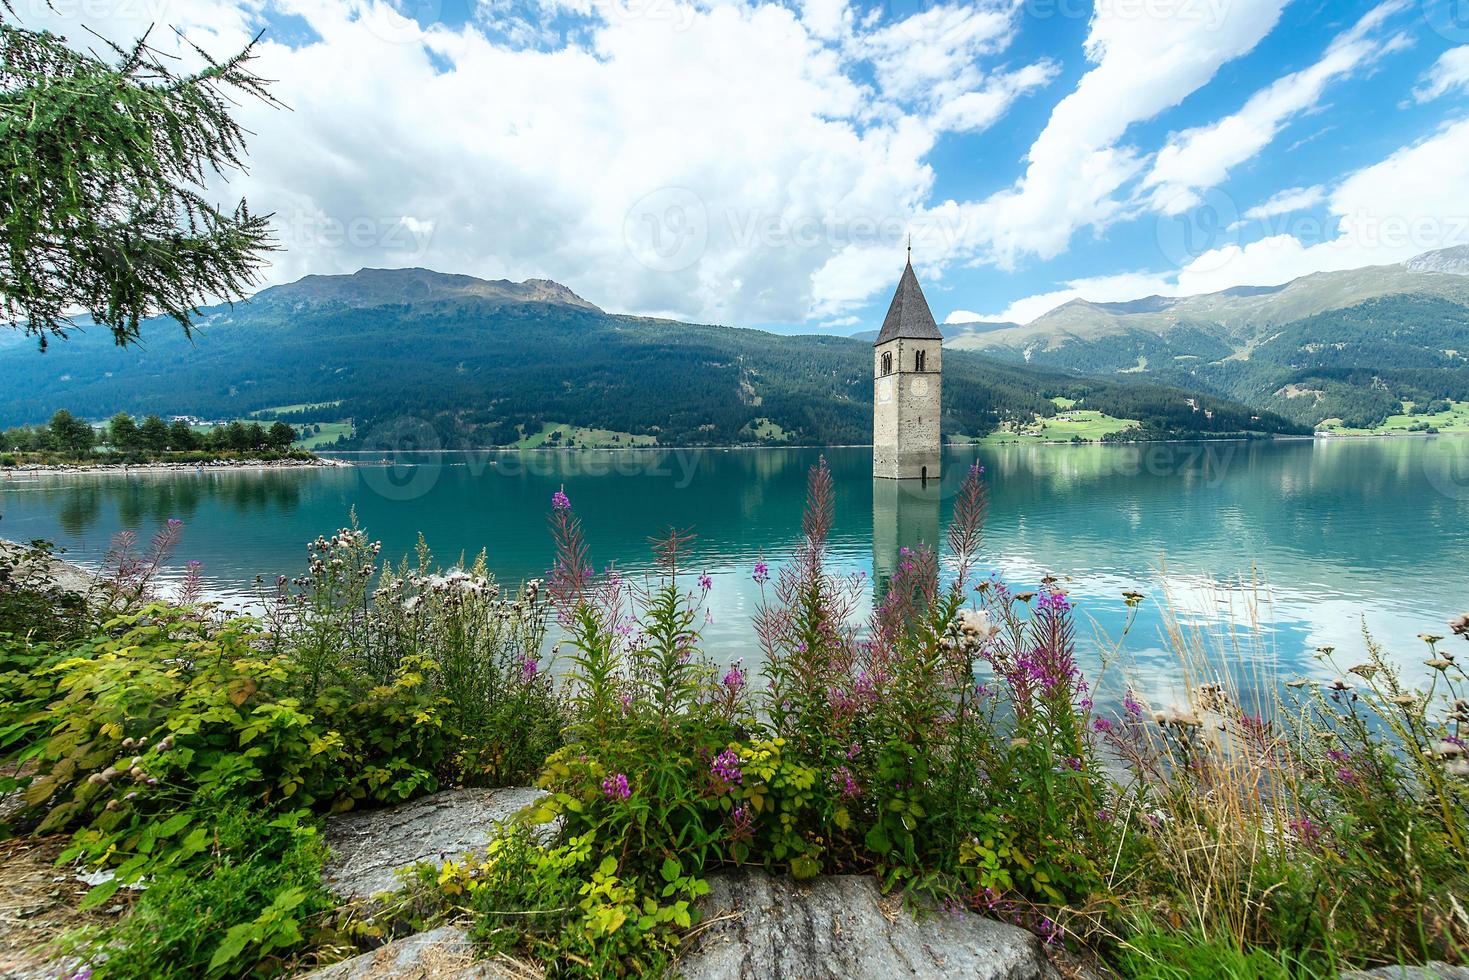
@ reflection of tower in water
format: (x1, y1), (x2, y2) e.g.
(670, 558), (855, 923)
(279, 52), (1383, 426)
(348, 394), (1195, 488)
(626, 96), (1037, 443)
(871, 477), (940, 598)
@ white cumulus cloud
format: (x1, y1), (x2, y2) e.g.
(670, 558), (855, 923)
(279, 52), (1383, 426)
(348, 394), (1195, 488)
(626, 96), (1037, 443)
(1242, 185), (1327, 221)
(937, 0), (1291, 268)
(1414, 45), (1469, 102)
(1143, 0), (1410, 215)
(13, 0), (1062, 326)
(958, 116), (1469, 323)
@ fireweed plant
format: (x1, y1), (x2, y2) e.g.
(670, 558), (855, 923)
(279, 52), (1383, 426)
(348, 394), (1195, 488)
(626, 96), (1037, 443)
(411, 460), (1121, 976)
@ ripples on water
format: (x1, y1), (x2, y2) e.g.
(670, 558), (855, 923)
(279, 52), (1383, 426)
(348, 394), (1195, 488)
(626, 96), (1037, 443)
(3, 438), (1466, 707)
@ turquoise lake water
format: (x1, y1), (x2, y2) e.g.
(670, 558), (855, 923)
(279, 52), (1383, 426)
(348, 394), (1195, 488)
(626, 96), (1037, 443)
(3, 439), (1467, 707)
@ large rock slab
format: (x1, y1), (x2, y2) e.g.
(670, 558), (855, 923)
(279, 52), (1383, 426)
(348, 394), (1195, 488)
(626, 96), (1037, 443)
(323, 787), (545, 900)
(674, 872), (1061, 979)
(0, 539), (97, 597)
(295, 925), (535, 979)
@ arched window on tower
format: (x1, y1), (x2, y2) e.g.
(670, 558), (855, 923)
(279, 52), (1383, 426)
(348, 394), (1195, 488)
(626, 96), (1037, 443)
(915, 349), (926, 372)
(881, 351), (892, 376)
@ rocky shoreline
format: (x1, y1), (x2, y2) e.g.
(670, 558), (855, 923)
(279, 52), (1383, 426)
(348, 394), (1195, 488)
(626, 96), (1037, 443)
(0, 539), (97, 594)
(312, 788), (1072, 980)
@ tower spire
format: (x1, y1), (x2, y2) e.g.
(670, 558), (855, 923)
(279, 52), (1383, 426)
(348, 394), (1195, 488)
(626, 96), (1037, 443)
(906, 234), (912, 264)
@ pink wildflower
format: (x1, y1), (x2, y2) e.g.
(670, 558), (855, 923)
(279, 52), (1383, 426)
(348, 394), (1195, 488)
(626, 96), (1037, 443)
(601, 772), (631, 799)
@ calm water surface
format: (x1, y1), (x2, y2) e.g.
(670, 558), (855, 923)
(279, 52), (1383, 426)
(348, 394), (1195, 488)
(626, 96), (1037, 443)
(3, 440), (1467, 706)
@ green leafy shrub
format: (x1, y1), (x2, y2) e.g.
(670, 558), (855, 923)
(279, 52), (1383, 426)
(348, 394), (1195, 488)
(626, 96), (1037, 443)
(72, 803), (335, 980)
(418, 825), (706, 977)
(13, 605), (450, 887)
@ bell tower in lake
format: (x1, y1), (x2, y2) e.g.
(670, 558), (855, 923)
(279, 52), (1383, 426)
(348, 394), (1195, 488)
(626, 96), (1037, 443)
(873, 247), (942, 481)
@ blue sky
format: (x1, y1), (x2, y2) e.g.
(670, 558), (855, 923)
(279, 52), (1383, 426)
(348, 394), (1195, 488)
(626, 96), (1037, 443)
(21, 0), (1469, 332)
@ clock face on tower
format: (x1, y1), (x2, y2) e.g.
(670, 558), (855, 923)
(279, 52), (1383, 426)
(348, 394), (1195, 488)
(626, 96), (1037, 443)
(877, 377), (893, 403)
(910, 377), (929, 396)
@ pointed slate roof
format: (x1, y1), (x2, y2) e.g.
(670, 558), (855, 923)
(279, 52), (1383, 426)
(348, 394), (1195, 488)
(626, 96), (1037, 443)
(874, 259), (943, 346)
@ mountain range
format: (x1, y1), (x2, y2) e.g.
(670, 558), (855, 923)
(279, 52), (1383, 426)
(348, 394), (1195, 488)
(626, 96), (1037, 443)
(944, 247), (1469, 429)
(0, 268), (1303, 446)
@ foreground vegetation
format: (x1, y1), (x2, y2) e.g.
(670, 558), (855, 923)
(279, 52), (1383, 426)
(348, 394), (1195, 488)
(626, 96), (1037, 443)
(2, 463), (1466, 978)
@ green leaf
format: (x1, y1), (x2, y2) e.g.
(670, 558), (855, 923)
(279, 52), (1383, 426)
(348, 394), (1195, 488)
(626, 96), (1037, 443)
(271, 887), (307, 912)
(178, 826), (210, 860)
(156, 812), (192, 838)
(661, 857), (680, 882)
(78, 877), (120, 911)
(208, 924), (253, 972)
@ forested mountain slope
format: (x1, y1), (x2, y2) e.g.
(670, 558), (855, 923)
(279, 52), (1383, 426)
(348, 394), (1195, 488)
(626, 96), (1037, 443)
(945, 250), (1469, 429)
(0, 269), (1303, 445)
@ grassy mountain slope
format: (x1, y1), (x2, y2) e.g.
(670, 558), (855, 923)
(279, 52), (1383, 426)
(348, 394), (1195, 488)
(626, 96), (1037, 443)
(949, 259), (1469, 360)
(0, 269), (1303, 446)
(945, 251), (1469, 429)
(1167, 296), (1469, 428)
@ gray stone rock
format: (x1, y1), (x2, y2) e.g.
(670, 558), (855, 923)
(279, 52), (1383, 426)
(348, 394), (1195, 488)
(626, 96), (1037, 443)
(294, 925), (535, 979)
(0, 538), (98, 597)
(1341, 966), (1469, 980)
(673, 872), (1061, 979)
(323, 787), (545, 900)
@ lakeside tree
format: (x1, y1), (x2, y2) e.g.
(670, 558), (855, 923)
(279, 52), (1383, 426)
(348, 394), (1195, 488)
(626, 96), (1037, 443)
(168, 419), (198, 451)
(267, 420), (297, 449)
(138, 414), (170, 452)
(5, 409), (302, 459)
(47, 409), (93, 455)
(0, 12), (281, 348)
(107, 411), (139, 451)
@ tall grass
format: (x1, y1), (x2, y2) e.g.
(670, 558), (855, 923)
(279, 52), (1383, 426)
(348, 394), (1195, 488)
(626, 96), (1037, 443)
(1090, 576), (1469, 972)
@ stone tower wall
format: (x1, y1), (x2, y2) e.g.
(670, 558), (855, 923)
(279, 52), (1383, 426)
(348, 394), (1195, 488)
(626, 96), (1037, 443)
(873, 338), (941, 480)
